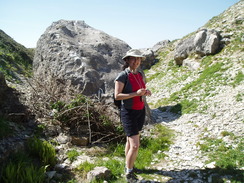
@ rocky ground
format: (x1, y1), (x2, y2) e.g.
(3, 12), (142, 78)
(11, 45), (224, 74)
(142, 73), (244, 182)
(1, 66), (243, 183)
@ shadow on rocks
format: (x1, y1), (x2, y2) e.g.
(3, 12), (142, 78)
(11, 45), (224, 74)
(151, 104), (182, 123)
(136, 167), (243, 183)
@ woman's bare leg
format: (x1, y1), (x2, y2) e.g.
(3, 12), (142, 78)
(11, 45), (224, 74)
(126, 134), (140, 169)
(125, 136), (130, 156)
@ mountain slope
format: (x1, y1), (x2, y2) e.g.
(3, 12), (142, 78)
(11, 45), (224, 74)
(146, 0), (243, 119)
(145, 0), (243, 182)
(0, 29), (34, 81)
(0, 1), (243, 183)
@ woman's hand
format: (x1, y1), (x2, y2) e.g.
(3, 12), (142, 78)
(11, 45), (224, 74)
(136, 88), (146, 96)
(136, 88), (151, 97)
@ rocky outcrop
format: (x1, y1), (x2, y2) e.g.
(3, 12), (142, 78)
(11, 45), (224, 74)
(87, 167), (111, 182)
(194, 29), (220, 56)
(174, 29), (221, 65)
(152, 40), (170, 53)
(139, 40), (170, 70)
(139, 48), (155, 70)
(33, 20), (130, 96)
(33, 20), (155, 124)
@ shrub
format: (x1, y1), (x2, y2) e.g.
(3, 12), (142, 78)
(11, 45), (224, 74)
(76, 161), (96, 178)
(99, 158), (124, 179)
(1, 152), (46, 183)
(55, 94), (124, 145)
(50, 100), (66, 111)
(27, 136), (57, 167)
(67, 149), (80, 162)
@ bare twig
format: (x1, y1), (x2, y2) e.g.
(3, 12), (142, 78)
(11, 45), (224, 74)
(87, 101), (92, 143)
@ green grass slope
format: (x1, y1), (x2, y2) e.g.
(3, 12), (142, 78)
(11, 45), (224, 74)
(0, 29), (34, 82)
(145, 0), (244, 114)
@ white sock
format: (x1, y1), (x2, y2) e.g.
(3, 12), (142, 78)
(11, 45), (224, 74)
(126, 168), (133, 174)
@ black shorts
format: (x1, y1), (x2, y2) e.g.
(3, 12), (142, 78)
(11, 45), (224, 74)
(120, 105), (145, 137)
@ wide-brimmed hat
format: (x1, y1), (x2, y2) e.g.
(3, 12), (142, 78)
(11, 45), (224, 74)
(122, 49), (146, 61)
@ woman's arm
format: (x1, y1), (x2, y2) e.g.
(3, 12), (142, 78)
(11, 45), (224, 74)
(114, 81), (147, 100)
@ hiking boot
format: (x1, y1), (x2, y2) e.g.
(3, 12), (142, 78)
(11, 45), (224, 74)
(126, 171), (139, 183)
(125, 166), (142, 174)
(133, 167), (142, 174)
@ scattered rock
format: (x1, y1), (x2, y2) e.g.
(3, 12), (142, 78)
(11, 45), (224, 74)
(152, 40), (170, 53)
(56, 133), (71, 144)
(87, 166), (111, 182)
(182, 58), (200, 70)
(71, 136), (89, 146)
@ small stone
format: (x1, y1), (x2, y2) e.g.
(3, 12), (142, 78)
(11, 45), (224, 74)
(205, 162), (216, 169)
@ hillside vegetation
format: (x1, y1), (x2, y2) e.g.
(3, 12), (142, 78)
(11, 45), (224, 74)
(146, 1), (243, 113)
(0, 29), (34, 81)
(144, 1), (243, 182)
(0, 1), (243, 183)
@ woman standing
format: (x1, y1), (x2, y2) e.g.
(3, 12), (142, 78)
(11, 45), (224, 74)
(114, 49), (151, 183)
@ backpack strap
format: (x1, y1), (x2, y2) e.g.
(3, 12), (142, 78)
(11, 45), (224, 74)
(114, 70), (128, 109)
(122, 70), (129, 92)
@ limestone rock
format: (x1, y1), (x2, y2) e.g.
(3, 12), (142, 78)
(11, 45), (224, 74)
(140, 48), (156, 70)
(182, 59), (200, 70)
(33, 20), (130, 96)
(33, 19), (153, 124)
(87, 166), (111, 182)
(152, 40), (170, 53)
(71, 136), (89, 146)
(56, 133), (71, 144)
(174, 35), (195, 65)
(174, 29), (221, 65)
(194, 29), (220, 56)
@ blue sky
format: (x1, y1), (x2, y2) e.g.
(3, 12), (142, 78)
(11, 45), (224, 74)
(0, 0), (240, 49)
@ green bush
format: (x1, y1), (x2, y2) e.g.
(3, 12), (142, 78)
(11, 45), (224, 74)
(99, 158), (124, 179)
(235, 92), (243, 102)
(1, 156), (46, 183)
(0, 30), (33, 81)
(108, 142), (125, 157)
(27, 136), (57, 167)
(67, 149), (80, 162)
(76, 161), (96, 178)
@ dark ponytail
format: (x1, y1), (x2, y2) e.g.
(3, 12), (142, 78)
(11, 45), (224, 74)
(122, 57), (130, 70)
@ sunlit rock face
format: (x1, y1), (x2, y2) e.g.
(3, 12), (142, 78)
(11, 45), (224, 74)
(33, 20), (130, 96)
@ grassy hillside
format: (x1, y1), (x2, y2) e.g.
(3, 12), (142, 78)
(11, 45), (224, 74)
(145, 1), (244, 114)
(0, 29), (34, 82)
(144, 2), (243, 181)
(0, 2), (243, 183)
